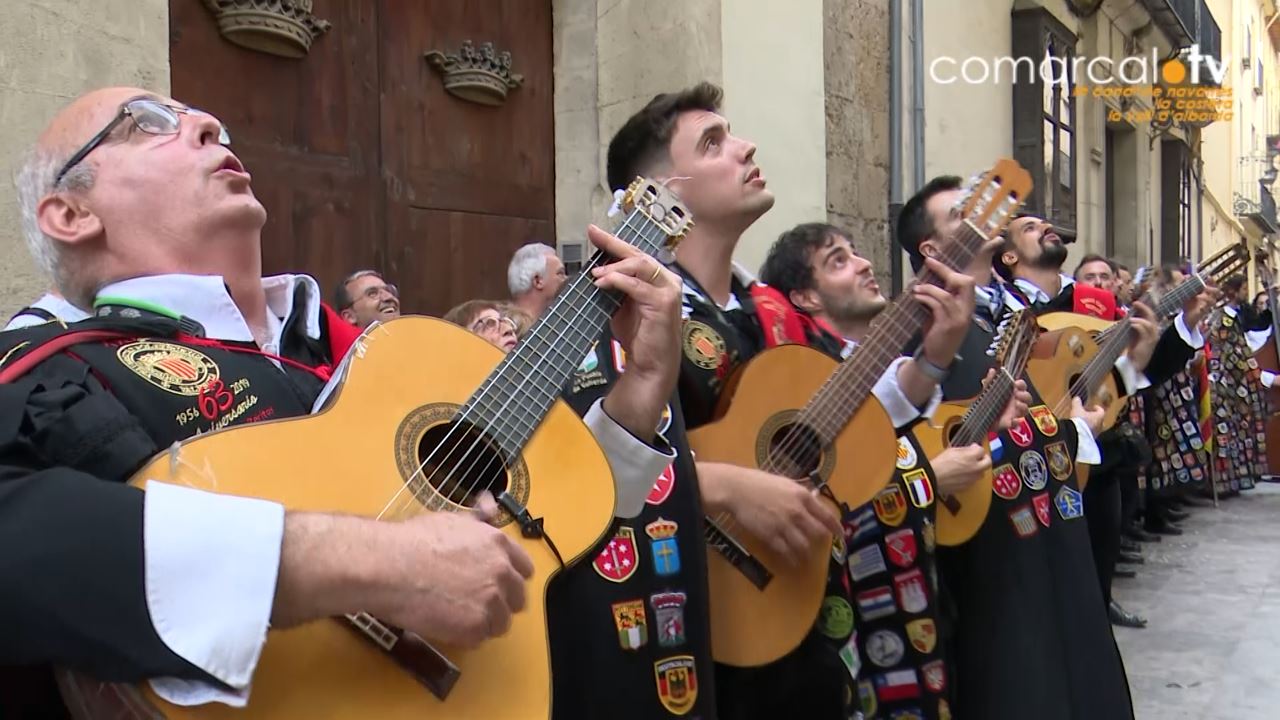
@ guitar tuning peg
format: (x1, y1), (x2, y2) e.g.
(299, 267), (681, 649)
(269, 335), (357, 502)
(986, 348), (996, 357)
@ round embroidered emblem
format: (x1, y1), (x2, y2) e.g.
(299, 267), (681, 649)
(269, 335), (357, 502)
(682, 320), (726, 369)
(116, 341), (219, 396)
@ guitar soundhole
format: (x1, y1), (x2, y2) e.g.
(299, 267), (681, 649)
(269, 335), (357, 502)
(765, 422), (824, 479)
(943, 419), (962, 447)
(415, 421), (510, 509)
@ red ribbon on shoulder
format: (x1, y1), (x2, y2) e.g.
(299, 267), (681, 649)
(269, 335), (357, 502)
(1072, 283), (1121, 321)
(749, 283), (836, 348)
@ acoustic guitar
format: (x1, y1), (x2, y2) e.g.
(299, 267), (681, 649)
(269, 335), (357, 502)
(1030, 269), (1219, 489)
(690, 158), (1031, 668)
(59, 178), (691, 720)
(915, 309), (1039, 547)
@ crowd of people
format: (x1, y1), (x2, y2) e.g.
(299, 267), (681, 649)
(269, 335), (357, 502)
(0, 79), (1272, 720)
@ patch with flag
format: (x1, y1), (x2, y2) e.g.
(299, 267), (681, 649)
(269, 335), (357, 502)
(1008, 504), (1038, 538)
(849, 544), (889, 581)
(874, 669), (921, 703)
(646, 462), (676, 506)
(906, 618), (937, 654)
(611, 599), (647, 650)
(1045, 441), (1073, 481)
(117, 341), (220, 395)
(845, 505), (882, 545)
(991, 464), (1022, 500)
(1032, 492), (1052, 527)
(921, 660), (946, 693)
(902, 469), (934, 508)
(893, 568), (929, 613)
(654, 655), (698, 715)
(885, 528), (918, 568)
(1008, 417), (1034, 447)
(682, 320), (727, 370)
(988, 432), (1004, 462)
(896, 436), (919, 469)
(856, 585), (897, 621)
(1055, 485), (1084, 520)
(1029, 405), (1058, 436)
(593, 526), (639, 582)
(873, 485), (909, 526)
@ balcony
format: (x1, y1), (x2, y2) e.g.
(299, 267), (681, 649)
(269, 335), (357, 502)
(1139, 0), (1222, 81)
(1233, 155), (1280, 235)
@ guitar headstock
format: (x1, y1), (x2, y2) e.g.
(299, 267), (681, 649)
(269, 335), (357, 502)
(988, 309), (1040, 379)
(957, 158), (1034, 241)
(1196, 241), (1249, 289)
(622, 177), (693, 255)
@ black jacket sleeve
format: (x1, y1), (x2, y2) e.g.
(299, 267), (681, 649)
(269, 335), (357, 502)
(1142, 323), (1197, 389)
(0, 354), (210, 683)
(1238, 303), (1273, 332)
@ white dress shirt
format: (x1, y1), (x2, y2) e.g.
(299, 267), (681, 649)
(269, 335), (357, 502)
(95, 273), (671, 707)
(3, 292), (90, 330)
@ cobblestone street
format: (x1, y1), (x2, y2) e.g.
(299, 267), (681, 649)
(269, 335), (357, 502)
(1114, 483), (1280, 719)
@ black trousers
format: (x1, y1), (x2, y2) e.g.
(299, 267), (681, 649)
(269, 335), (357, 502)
(1084, 468), (1124, 604)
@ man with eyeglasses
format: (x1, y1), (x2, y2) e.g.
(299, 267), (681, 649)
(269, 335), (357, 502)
(335, 269), (401, 329)
(0, 88), (684, 715)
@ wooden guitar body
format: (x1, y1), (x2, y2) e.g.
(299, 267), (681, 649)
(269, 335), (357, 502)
(120, 317), (616, 719)
(687, 343), (896, 668)
(1025, 319), (1114, 490)
(914, 400), (993, 547)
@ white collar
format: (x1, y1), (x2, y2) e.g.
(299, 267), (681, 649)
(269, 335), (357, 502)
(1012, 273), (1074, 304)
(1224, 304), (1238, 318)
(95, 273), (323, 344)
(32, 293), (90, 322)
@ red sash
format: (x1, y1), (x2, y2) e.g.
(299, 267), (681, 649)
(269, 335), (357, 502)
(749, 283), (828, 348)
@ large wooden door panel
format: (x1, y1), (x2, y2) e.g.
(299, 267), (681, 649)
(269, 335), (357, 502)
(379, 0), (555, 218)
(170, 1), (384, 293)
(392, 208), (552, 313)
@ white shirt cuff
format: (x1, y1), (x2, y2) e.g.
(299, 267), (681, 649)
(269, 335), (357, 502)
(1113, 355), (1150, 393)
(584, 398), (676, 519)
(1173, 312), (1205, 350)
(873, 356), (942, 428)
(143, 481), (284, 707)
(1262, 370), (1277, 389)
(1070, 417), (1102, 465)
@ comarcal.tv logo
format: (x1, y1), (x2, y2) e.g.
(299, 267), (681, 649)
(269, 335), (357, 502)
(929, 45), (1228, 87)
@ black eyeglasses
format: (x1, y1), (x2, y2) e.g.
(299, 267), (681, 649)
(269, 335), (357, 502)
(53, 98), (232, 187)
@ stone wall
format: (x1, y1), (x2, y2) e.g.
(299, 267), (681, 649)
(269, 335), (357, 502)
(0, 0), (169, 318)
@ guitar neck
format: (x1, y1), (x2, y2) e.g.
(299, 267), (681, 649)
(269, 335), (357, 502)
(953, 373), (1016, 447)
(459, 212), (671, 456)
(797, 221), (987, 444)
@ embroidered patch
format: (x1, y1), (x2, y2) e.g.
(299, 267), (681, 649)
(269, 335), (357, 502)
(656, 403), (673, 438)
(939, 699), (953, 720)
(921, 518), (936, 553)
(893, 568), (929, 613)
(654, 655), (698, 715)
(578, 346), (599, 373)
(902, 469), (934, 509)
(838, 631), (861, 681)
(906, 618), (937, 654)
(611, 599), (648, 650)
(867, 628), (907, 668)
(1055, 485), (1085, 520)
(650, 591), (687, 648)
(859, 680), (878, 717)
(831, 532), (848, 564)
(1008, 417), (1034, 447)
(921, 660), (947, 693)
(1029, 405), (1059, 436)
(896, 436), (919, 470)
(682, 320), (726, 370)
(846, 505), (882, 545)
(1008, 504), (1038, 538)
(117, 340), (220, 396)
(890, 710), (925, 720)
(1045, 442), (1073, 481)
(873, 485), (909, 526)
(1019, 450), (1049, 491)
(885, 528), (918, 568)
(645, 518), (681, 576)
(646, 463), (676, 506)
(593, 526), (639, 582)
(1032, 492), (1052, 527)
(992, 463), (1022, 500)
(856, 585), (897, 621)
(849, 544), (889, 581)
(874, 669), (922, 702)
(818, 595), (855, 640)
(611, 339), (627, 373)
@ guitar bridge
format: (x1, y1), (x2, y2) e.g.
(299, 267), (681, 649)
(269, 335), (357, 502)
(704, 517), (773, 590)
(342, 613), (461, 700)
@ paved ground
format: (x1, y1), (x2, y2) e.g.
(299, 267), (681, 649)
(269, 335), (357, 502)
(1113, 482), (1280, 719)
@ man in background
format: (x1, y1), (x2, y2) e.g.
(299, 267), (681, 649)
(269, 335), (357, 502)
(334, 269), (400, 328)
(507, 242), (566, 319)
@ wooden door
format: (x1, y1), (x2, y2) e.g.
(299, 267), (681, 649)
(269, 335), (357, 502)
(168, 1), (555, 316)
(378, 1), (555, 313)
